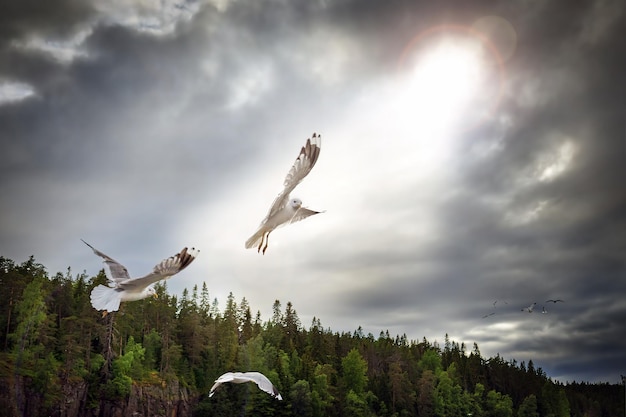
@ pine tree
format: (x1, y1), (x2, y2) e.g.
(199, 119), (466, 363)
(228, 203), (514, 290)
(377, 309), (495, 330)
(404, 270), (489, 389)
(518, 394), (539, 417)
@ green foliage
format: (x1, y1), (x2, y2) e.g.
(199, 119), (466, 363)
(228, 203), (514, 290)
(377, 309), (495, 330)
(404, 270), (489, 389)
(290, 379), (313, 417)
(418, 349), (443, 374)
(90, 353), (105, 373)
(518, 394), (538, 417)
(434, 369), (467, 416)
(485, 389), (513, 417)
(311, 364), (335, 417)
(341, 348), (368, 394)
(344, 389), (375, 417)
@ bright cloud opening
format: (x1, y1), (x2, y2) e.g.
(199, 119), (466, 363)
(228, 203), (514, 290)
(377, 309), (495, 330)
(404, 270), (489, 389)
(0, 81), (36, 105)
(380, 37), (496, 175)
(396, 38), (496, 137)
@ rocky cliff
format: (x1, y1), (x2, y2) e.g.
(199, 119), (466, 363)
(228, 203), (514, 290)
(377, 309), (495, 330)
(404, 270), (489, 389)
(0, 376), (197, 417)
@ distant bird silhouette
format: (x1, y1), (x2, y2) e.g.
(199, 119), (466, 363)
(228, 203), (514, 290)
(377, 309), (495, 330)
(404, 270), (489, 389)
(545, 299), (564, 303)
(542, 306), (548, 314)
(209, 372), (282, 400)
(482, 312), (496, 319)
(521, 302), (536, 313)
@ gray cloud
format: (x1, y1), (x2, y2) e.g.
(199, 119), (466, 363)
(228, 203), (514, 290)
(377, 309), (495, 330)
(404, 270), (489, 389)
(1, 0), (624, 383)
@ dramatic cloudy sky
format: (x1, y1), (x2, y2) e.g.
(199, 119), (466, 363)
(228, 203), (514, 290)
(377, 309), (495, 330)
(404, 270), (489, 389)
(1, 0), (624, 384)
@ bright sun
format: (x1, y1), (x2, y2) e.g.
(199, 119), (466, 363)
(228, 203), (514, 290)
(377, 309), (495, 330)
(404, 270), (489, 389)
(398, 38), (493, 136)
(385, 29), (503, 169)
(413, 44), (481, 114)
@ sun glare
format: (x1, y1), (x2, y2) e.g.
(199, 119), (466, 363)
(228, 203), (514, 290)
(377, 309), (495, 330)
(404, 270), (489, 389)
(403, 41), (483, 132)
(394, 26), (504, 143)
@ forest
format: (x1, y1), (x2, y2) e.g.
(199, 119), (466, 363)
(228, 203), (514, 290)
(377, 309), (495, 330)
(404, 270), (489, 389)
(0, 255), (622, 417)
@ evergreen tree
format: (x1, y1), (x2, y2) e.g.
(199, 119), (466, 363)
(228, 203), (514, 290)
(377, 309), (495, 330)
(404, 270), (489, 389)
(291, 379), (313, 417)
(10, 276), (60, 414)
(518, 394), (539, 417)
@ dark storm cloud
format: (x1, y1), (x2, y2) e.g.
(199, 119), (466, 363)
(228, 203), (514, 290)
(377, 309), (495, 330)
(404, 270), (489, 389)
(0, 0), (94, 42)
(282, 0), (625, 382)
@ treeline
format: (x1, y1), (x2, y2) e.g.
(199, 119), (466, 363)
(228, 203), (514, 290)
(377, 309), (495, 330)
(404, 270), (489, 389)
(0, 255), (622, 417)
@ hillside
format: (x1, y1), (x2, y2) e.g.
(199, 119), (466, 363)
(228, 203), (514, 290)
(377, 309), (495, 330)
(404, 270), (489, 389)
(0, 255), (622, 416)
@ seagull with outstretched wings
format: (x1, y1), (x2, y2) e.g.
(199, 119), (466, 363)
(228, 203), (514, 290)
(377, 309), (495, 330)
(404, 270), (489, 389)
(209, 372), (282, 400)
(545, 299), (564, 303)
(246, 133), (323, 254)
(82, 239), (199, 315)
(521, 302), (537, 313)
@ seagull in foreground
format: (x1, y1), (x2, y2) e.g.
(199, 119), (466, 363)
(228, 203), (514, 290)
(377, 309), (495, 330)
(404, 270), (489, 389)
(82, 239), (199, 315)
(246, 133), (323, 254)
(521, 302), (537, 313)
(545, 299), (564, 303)
(209, 372), (282, 400)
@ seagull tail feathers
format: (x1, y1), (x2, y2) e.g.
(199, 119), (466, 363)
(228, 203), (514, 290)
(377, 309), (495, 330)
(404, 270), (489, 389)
(245, 228), (265, 250)
(90, 285), (122, 312)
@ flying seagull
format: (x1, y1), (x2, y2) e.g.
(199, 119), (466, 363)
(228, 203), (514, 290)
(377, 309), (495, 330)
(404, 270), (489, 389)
(209, 372), (282, 400)
(482, 312), (496, 319)
(521, 302), (537, 313)
(82, 239), (199, 315)
(542, 306), (548, 314)
(246, 133), (323, 254)
(545, 299), (564, 303)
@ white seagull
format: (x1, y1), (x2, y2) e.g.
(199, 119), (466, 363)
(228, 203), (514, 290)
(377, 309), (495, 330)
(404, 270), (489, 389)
(209, 372), (282, 400)
(246, 133), (323, 254)
(83, 239), (199, 315)
(521, 302), (537, 313)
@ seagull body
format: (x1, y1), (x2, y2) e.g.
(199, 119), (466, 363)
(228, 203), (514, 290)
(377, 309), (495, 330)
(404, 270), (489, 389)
(246, 133), (322, 254)
(209, 372), (282, 400)
(521, 302), (537, 313)
(83, 240), (198, 314)
(542, 306), (548, 314)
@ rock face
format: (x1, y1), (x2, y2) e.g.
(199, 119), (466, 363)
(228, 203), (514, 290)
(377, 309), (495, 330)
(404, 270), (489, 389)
(98, 379), (196, 417)
(0, 376), (197, 417)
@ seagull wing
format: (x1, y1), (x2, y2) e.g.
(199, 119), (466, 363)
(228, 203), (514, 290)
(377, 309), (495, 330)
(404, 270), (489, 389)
(261, 133), (321, 225)
(209, 372), (235, 396)
(209, 371), (282, 400)
(289, 207), (323, 224)
(119, 247), (199, 291)
(81, 239), (130, 284)
(240, 372), (282, 399)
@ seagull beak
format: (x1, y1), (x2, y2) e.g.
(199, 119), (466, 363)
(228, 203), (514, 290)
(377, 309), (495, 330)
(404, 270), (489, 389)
(153, 293), (159, 299)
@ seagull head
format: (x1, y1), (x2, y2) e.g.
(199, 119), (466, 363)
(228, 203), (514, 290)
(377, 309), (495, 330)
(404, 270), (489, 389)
(289, 198), (303, 209)
(146, 286), (158, 299)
